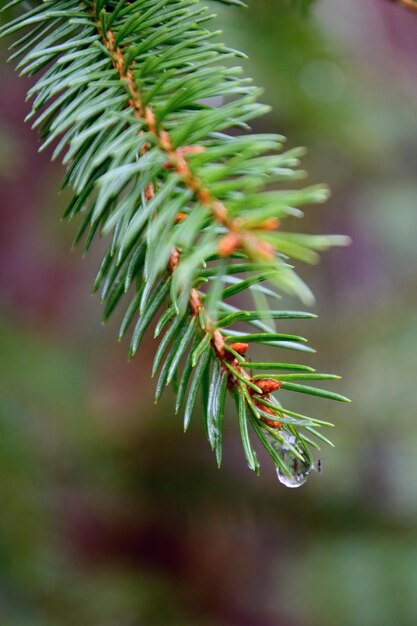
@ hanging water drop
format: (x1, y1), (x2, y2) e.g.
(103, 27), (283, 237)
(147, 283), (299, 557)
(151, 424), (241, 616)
(266, 431), (314, 488)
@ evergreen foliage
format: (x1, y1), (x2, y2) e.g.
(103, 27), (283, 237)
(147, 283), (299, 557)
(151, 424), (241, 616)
(0, 0), (350, 484)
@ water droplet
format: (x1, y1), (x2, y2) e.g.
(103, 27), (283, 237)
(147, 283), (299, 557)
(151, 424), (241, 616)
(267, 431), (314, 488)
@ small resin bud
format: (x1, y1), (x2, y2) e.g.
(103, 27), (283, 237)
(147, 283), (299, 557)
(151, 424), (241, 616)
(145, 106), (156, 132)
(255, 379), (281, 394)
(218, 232), (240, 257)
(174, 212), (187, 224)
(159, 130), (172, 152)
(260, 416), (282, 429)
(259, 217), (280, 231)
(257, 240), (275, 260)
(144, 183), (154, 200)
(189, 288), (202, 316)
(212, 329), (225, 358)
(168, 248), (180, 273)
(177, 145), (206, 157)
(258, 403), (282, 428)
(197, 188), (211, 205)
(213, 201), (228, 224)
(229, 342), (249, 356)
(241, 232), (275, 261)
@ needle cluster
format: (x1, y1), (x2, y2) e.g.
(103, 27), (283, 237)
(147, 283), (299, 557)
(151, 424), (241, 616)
(1, 0), (350, 479)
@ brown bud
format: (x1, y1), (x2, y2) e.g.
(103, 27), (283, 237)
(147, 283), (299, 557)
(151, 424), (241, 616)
(145, 106), (156, 133)
(175, 153), (190, 177)
(174, 212), (187, 224)
(241, 232), (275, 261)
(256, 379), (281, 394)
(260, 416), (282, 429)
(144, 183), (154, 200)
(159, 130), (172, 152)
(230, 217), (245, 231)
(259, 217), (280, 231)
(218, 232), (240, 257)
(255, 402), (282, 429)
(229, 342), (249, 356)
(212, 329), (225, 358)
(168, 248), (180, 273)
(257, 241), (275, 260)
(189, 288), (202, 316)
(197, 187), (211, 205)
(177, 145), (206, 156)
(213, 201), (228, 224)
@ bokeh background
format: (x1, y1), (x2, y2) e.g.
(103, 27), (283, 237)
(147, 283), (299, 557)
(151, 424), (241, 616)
(1, 0), (417, 624)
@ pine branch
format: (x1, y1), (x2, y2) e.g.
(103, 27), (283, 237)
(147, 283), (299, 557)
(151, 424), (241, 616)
(0, 0), (351, 487)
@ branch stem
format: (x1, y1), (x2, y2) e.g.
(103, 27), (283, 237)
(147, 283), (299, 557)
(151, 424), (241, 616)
(87, 0), (282, 426)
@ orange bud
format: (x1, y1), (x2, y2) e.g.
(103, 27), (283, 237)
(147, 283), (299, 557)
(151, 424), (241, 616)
(145, 106), (156, 133)
(197, 187), (211, 205)
(260, 416), (282, 429)
(257, 241), (275, 260)
(218, 232), (240, 257)
(212, 330), (225, 358)
(189, 288), (202, 316)
(177, 145), (206, 156)
(229, 342), (249, 356)
(256, 379), (281, 394)
(212, 330), (224, 357)
(241, 232), (275, 261)
(159, 130), (172, 152)
(144, 183), (154, 200)
(175, 153), (190, 177)
(256, 402), (282, 429)
(174, 212), (187, 224)
(168, 248), (180, 273)
(259, 217), (280, 231)
(255, 402), (282, 428)
(213, 201), (228, 224)
(230, 217), (244, 231)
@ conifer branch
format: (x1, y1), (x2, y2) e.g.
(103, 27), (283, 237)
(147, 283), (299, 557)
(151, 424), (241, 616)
(1, 0), (351, 486)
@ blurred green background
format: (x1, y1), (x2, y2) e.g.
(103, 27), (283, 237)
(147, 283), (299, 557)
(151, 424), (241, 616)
(1, 0), (417, 624)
